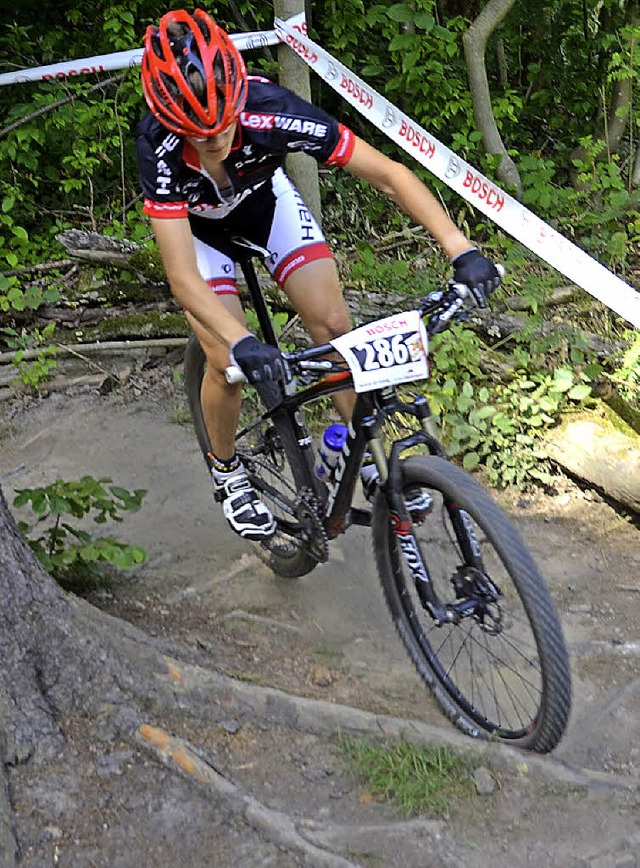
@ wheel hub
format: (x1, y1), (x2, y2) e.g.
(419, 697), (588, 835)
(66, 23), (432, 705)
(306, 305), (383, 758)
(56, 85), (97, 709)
(448, 565), (503, 632)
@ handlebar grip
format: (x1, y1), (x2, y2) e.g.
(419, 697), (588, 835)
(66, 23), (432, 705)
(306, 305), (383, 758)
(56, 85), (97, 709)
(224, 365), (246, 384)
(450, 282), (471, 300)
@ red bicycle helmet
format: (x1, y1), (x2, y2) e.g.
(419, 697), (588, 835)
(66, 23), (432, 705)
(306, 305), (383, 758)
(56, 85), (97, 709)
(141, 9), (247, 138)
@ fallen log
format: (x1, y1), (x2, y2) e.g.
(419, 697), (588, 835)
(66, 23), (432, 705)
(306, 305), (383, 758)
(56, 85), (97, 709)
(544, 411), (640, 514)
(467, 309), (626, 360)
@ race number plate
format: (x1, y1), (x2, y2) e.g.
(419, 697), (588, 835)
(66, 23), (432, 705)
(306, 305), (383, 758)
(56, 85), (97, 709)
(330, 310), (429, 393)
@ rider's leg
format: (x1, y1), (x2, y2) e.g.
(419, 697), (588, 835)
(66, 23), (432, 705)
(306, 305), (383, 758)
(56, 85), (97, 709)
(185, 296), (243, 461)
(186, 298), (276, 540)
(281, 257), (356, 424)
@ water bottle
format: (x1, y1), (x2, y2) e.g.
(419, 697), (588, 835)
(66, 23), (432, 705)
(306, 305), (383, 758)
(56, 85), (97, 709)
(314, 423), (348, 482)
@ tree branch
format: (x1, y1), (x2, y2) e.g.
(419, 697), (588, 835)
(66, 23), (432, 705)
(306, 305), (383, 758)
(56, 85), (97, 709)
(0, 74), (127, 141)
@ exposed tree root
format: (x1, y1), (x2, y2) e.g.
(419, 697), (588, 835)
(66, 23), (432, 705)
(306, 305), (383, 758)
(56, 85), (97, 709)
(135, 724), (358, 868)
(143, 655), (640, 795)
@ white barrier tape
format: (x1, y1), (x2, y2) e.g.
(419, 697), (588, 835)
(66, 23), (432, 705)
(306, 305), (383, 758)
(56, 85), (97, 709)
(276, 18), (640, 330)
(0, 15), (306, 87)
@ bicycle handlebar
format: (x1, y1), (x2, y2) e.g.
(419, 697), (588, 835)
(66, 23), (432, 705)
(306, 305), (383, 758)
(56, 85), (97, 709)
(223, 280), (484, 385)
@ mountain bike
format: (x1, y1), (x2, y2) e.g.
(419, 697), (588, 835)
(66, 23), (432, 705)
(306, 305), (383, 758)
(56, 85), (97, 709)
(184, 237), (572, 753)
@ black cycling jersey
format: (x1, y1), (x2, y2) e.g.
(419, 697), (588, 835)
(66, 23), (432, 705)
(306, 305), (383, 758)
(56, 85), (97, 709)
(136, 76), (354, 223)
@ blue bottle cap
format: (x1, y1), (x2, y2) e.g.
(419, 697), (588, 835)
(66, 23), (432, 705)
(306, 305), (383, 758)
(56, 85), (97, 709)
(324, 423), (348, 450)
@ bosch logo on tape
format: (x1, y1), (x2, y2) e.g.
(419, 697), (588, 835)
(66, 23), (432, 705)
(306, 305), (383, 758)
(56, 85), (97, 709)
(398, 120), (436, 160)
(274, 16), (640, 329)
(462, 169), (505, 212)
(339, 75), (373, 109)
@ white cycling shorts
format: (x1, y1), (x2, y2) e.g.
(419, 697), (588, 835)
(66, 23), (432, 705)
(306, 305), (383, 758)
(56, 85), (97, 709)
(191, 168), (332, 297)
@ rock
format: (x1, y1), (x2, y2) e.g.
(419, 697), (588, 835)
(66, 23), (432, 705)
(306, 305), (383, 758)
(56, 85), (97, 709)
(472, 766), (496, 795)
(311, 665), (334, 687)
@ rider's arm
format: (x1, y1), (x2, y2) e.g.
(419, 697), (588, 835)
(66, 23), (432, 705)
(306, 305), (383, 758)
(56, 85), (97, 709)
(150, 216), (249, 348)
(343, 137), (472, 260)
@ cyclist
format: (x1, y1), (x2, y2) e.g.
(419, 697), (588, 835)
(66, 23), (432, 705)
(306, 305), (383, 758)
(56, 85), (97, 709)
(136, 8), (502, 541)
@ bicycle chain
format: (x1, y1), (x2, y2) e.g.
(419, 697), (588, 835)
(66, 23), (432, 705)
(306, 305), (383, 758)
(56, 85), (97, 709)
(294, 487), (329, 564)
(240, 451), (328, 564)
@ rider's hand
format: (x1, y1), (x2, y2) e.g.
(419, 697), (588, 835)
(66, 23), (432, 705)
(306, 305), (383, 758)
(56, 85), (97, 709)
(450, 248), (503, 308)
(230, 334), (290, 385)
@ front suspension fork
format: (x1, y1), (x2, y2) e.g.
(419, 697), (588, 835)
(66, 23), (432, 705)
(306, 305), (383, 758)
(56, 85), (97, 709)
(362, 399), (451, 625)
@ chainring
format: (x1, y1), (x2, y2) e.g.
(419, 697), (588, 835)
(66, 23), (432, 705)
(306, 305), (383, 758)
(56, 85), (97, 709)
(241, 451), (328, 566)
(294, 486), (329, 564)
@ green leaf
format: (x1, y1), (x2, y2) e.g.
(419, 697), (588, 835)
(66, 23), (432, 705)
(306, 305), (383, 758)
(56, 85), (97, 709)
(387, 3), (414, 22)
(414, 12), (435, 30)
(462, 452), (480, 470)
(538, 396), (559, 412)
(552, 368), (574, 392)
(31, 493), (49, 515)
(13, 490), (30, 508)
(474, 405), (497, 420)
(567, 384), (591, 401)
(389, 32), (419, 51)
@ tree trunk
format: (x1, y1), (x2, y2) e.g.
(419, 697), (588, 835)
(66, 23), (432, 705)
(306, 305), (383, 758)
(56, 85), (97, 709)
(0, 486), (164, 762)
(570, 4), (638, 170)
(462, 0), (522, 195)
(273, 0), (323, 225)
(570, 77), (634, 167)
(633, 147), (640, 188)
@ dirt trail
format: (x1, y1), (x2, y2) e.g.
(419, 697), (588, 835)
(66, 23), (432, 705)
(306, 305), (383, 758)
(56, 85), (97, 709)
(0, 367), (638, 867)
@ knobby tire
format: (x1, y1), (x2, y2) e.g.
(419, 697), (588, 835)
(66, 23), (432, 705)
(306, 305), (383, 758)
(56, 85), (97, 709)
(373, 454), (571, 753)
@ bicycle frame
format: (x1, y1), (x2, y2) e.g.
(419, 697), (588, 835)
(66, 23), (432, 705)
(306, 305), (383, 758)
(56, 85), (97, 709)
(236, 245), (463, 621)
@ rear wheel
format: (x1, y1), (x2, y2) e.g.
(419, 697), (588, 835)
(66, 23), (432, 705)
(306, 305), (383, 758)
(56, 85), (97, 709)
(373, 454), (571, 752)
(183, 334), (320, 578)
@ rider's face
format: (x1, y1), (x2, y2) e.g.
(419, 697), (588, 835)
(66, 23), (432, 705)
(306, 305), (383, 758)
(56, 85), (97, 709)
(187, 123), (237, 162)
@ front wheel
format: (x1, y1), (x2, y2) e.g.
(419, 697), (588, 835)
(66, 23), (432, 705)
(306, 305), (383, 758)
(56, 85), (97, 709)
(183, 334), (320, 579)
(373, 455), (571, 753)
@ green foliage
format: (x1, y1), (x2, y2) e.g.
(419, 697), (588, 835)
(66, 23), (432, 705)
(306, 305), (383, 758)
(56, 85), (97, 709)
(14, 475), (148, 589)
(0, 0), (156, 303)
(1, 322), (58, 389)
(429, 349), (596, 487)
(317, 0), (640, 258)
(316, 0), (480, 159)
(613, 333), (640, 403)
(340, 737), (475, 817)
(349, 243), (426, 295)
(517, 147), (640, 267)
(244, 302), (293, 352)
(363, 2), (474, 138)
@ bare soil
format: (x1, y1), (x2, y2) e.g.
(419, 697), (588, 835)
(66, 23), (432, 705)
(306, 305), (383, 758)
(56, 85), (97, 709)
(0, 360), (638, 868)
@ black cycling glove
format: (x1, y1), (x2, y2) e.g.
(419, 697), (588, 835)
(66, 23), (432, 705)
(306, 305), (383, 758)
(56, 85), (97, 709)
(450, 247), (503, 308)
(230, 335), (290, 385)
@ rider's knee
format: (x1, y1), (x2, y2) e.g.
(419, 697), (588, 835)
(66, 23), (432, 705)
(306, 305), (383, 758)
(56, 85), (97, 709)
(312, 305), (352, 342)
